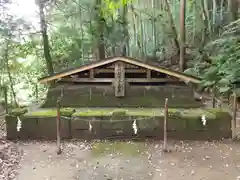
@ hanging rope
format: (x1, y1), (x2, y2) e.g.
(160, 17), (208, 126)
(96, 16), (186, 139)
(60, 115), (158, 122)
(132, 119), (138, 134)
(201, 114), (207, 126)
(16, 116), (22, 132)
(88, 121), (93, 132)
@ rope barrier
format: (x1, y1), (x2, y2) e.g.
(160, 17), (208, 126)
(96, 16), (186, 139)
(60, 115), (182, 122)
(60, 115), (153, 122)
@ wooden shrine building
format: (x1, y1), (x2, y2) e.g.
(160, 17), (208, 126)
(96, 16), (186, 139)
(39, 56), (202, 108)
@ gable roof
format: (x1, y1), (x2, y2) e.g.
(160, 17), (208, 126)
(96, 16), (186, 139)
(38, 56), (201, 84)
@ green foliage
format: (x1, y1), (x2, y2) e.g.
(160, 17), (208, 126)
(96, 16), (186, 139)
(9, 107), (28, 116)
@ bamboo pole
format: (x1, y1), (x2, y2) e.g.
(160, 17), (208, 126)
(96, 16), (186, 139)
(232, 92), (237, 140)
(163, 98), (168, 152)
(56, 100), (62, 155)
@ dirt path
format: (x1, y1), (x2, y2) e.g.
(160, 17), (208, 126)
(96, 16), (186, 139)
(15, 140), (240, 180)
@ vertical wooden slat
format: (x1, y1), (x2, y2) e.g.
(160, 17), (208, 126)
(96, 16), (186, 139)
(146, 69), (151, 79)
(114, 62), (125, 97)
(89, 69), (94, 79)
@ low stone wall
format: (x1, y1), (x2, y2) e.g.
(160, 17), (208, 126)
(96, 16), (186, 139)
(42, 84), (202, 108)
(6, 110), (232, 140)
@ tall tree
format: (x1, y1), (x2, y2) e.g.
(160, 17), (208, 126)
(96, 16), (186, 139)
(163, 0), (180, 54)
(95, 0), (106, 59)
(121, 2), (129, 56)
(228, 0), (238, 21)
(179, 0), (186, 71)
(37, 0), (54, 75)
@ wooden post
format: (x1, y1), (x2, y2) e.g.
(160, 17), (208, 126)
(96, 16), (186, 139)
(56, 100), (62, 155)
(3, 86), (8, 114)
(232, 92), (237, 140)
(163, 98), (168, 152)
(114, 62), (125, 97)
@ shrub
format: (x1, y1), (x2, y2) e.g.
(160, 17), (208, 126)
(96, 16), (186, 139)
(9, 108), (28, 116)
(60, 107), (76, 116)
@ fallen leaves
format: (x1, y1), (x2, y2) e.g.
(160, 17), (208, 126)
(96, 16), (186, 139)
(0, 139), (21, 180)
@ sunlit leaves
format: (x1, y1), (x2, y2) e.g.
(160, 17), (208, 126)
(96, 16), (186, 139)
(102, 0), (134, 18)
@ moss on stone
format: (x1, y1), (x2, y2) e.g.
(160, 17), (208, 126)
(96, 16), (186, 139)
(111, 109), (127, 118)
(6, 108), (232, 140)
(25, 108), (231, 122)
(9, 108), (28, 116)
(26, 108), (76, 117)
(26, 109), (57, 117)
(74, 110), (113, 117)
(73, 108), (162, 117)
(91, 141), (145, 157)
(181, 109), (215, 119)
(60, 108), (76, 116)
(42, 84), (203, 108)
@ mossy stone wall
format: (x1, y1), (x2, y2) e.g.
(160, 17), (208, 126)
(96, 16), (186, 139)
(6, 116), (71, 140)
(6, 109), (231, 140)
(41, 84), (202, 108)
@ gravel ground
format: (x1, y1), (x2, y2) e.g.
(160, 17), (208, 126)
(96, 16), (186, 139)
(0, 105), (240, 180)
(0, 138), (22, 180)
(14, 140), (240, 180)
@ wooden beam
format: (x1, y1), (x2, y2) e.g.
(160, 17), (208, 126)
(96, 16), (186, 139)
(61, 78), (113, 83)
(108, 63), (139, 69)
(95, 68), (146, 73)
(89, 69), (94, 79)
(60, 77), (177, 83)
(114, 62), (125, 97)
(127, 78), (176, 83)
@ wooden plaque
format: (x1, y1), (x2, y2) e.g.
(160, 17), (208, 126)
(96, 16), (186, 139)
(114, 62), (125, 97)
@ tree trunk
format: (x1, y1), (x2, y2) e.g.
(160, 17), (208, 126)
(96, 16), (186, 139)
(163, 0), (180, 53)
(130, 4), (140, 57)
(139, 13), (145, 58)
(4, 37), (18, 107)
(121, 2), (129, 56)
(95, 0), (105, 59)
(38, 1), (54, 75)
(179, 0), (186, 72)
(152, 0), (157, 58)
(200, 0), (209, 47)
(228, 0), (238, 22)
